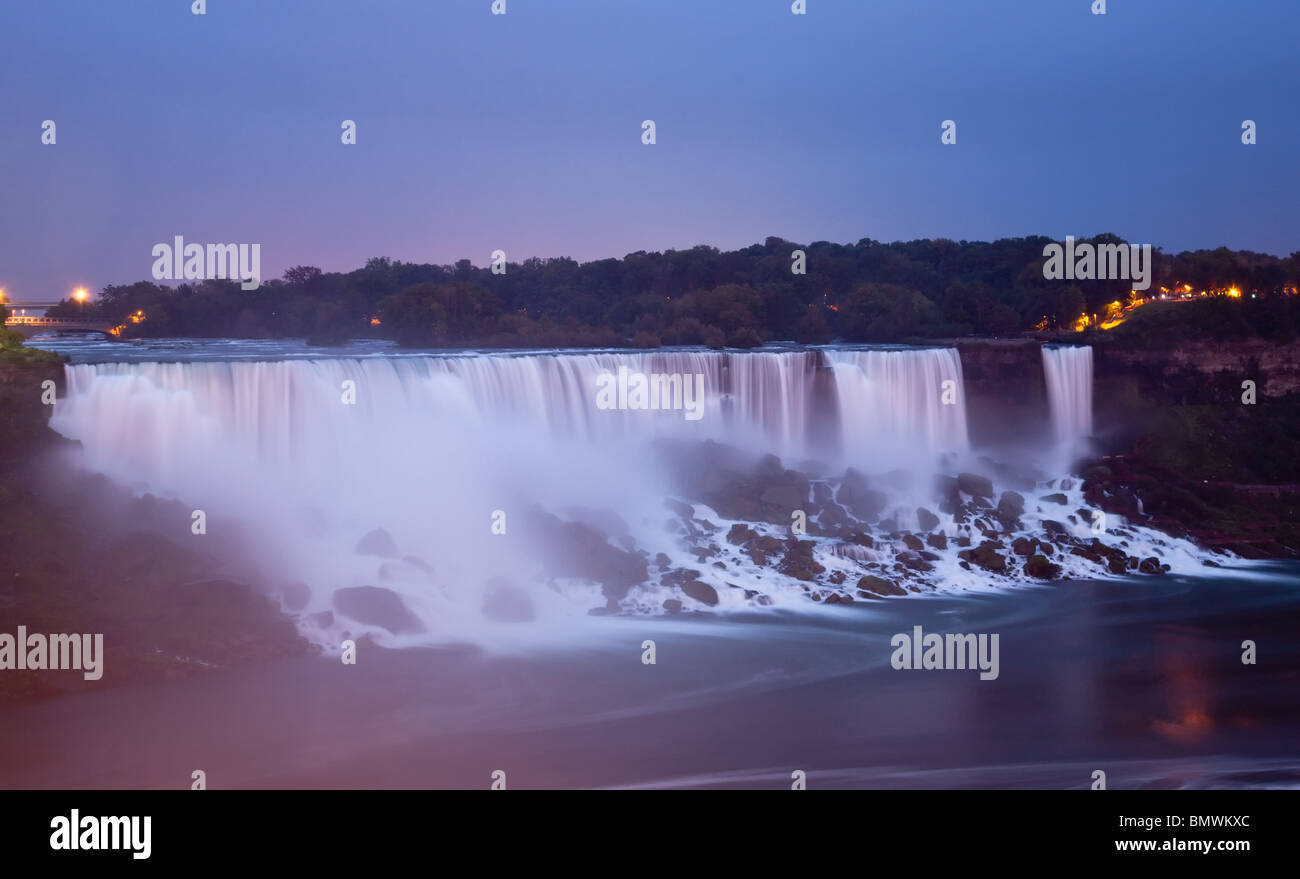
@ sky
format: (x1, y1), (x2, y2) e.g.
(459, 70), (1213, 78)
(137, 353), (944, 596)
(0, 0), (1296, 302)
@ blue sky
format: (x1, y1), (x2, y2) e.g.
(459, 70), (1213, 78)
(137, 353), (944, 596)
(1, 0), (1296, 301)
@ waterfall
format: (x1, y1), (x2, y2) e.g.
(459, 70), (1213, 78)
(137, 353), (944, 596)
(825, 348), (970, 462)
(1041, 345), (1093, 460)
(48, 348), (973, 645)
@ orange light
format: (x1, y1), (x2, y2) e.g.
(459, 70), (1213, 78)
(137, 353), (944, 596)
(73, 288), (88, 302)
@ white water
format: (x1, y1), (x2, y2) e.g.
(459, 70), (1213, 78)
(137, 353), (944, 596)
(1042, 345), (1093, 464)
(47, 346), (1227, 649)
(826, 348), (969, 465)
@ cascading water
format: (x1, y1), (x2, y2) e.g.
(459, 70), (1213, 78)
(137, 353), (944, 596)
(1041, 345), (1093, 463)
(825, 348), (969, 464)
(47, 344), (1224, 648)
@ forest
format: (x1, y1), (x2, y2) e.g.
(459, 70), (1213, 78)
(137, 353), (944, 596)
(43, 235), (1300, 348)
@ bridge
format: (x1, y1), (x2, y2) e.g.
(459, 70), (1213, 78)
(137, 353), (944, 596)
(4, 315), (121, 339)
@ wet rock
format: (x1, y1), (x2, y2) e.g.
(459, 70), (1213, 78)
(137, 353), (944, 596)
(529, 511), (650, 603)
(661, 568), (701, 588)
(956, 536), (972, 547)
(333, 586), (425, 634)
(1011, 537), (1037, 556)
(818, 502), (850, 531)
(996, 491), (1025, 526)
(664, 498), (695, 520)
(1042, 520), (1069, 539)
(1023, 554), (1062, 579)
(898, 552), (933, 572)
(836, 469), (888, 520)
(726, 524), (758, 545)
(1042, 492), (1068, 505)
(916, 507), (940, 532)
(654, 552), (671, 568)
(829, 570), (846, 584)
(958, 472), (994, 499)
(309, 610), (334, 629)
(662, 599), (683, 613)
(682, 579), (719, 605)
(926, 532), (948, 550)
(281, 582), (311, 612)
(964, 541), (1007, 572)
(856, 575), (906, 597)
(355, 528), (399, 558)
(847, 531), (875, 548)
(902, 534), (925, 551)
(778, 537), (826, 581)
(1138, 557), (1164, 575)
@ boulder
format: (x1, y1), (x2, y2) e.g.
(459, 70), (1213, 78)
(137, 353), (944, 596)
(958, 472), (995, 499)
(856, 575), (906, 597)
(916, 507), (940, 532)
(333, 586), (425, 634)
(355, 528), (399, 558)
(1023, 554), (1061, 579)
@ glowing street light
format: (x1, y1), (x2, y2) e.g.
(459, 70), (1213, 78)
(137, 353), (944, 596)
(73, 288), (89, 302)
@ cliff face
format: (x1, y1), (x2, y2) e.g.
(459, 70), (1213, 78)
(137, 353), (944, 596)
(0, 350), (66, 460)
(957, 335), (1300, 485)
(955, 340), (1051, 449)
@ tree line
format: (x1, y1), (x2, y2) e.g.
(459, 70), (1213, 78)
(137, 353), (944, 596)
(46, 235), (1300, 347)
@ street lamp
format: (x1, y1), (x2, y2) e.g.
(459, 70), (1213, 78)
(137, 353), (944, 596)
(73, 288), (88, 303)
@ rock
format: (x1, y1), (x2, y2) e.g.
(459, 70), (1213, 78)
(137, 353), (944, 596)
(1042, 520), (1069, 539)
(309, 610), (334, 629)
(856, 575), (906, 597)
(281, 582), (311, 612)
(355, 528), (399, 558)
(778, 537), (826, 581)
(968, 540), (1007, 572)
(956, 536), (972, 547)
(1011, 537), (1037, 556)
(898, 552), (933, 572)
(333, 586), (425, 634)
(836, 469), (888, 520)
(662, 599), (683, 613)
(654, 552), (671, 568)
(682, 577), (719, 606)
(847, 531), (875, 548)
(1042, 492), (1068, 505)
(916, 507), (940, 532)
(824, 593), (841, 604)
(818, 502), (850, 531)
(664, 498), (695, 520)
(996, 491), (1025, 525)
(481, 578), (536, 623)
(1138, 557), (1163, 575)
(902, 534), (924, 551)
(528, 511), (649, 603)
(829, 570), (846, 584)
(1023, 554), (1061, 579)
(958, 472), (994, 499)
(753, 535), (784, 552)
(926, 532), (948, 550)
